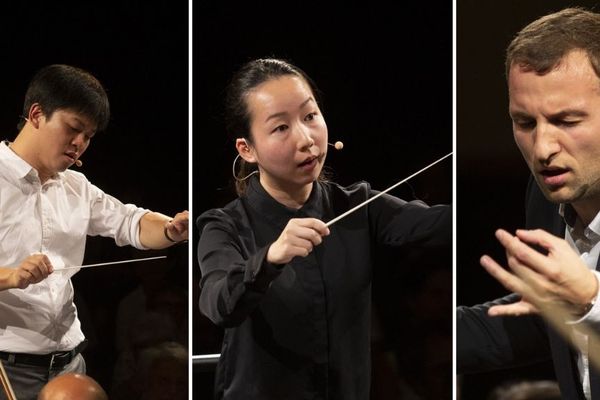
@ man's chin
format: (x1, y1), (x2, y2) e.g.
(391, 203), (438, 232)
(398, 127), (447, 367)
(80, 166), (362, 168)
(539, 184), (585, 205)
(55, 163), (71, 173)
(533, 175), (567, 202)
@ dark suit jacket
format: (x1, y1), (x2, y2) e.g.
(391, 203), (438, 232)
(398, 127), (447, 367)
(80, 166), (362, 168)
(457, 176), (600, 399)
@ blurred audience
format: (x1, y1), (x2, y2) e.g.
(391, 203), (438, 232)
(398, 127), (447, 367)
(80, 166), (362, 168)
(38, 373), (108, 400)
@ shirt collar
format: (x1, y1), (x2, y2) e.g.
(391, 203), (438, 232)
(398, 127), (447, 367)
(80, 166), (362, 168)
(559, 203), (577, 228)
(0, 140), (38, 182)
(0, 140), (64, 185)
(559, 203), (600, 239)
(243, 175), (324, 229)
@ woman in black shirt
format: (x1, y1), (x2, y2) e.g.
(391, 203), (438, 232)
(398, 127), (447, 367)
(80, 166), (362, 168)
(197, 58), (451, 400)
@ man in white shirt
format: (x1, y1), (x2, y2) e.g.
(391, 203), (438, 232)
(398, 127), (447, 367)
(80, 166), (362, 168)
(0, 64), (188, 400)
(458, 8), (600, 400)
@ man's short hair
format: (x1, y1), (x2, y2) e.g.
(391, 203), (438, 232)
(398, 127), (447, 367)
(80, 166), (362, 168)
(506, 7), (600, 79)
(20, 64), (110, 131)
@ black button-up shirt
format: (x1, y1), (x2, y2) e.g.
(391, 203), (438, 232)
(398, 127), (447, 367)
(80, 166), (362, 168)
(198, 176), (451, 399)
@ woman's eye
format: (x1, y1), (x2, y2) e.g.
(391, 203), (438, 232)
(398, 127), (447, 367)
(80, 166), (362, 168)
(272, 125), (288, 133)
(305, 112), (317, 121)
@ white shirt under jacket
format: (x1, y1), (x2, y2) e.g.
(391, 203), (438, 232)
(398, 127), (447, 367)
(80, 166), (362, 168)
(0, 141), (147, 354)
(561, 204), (600, 400)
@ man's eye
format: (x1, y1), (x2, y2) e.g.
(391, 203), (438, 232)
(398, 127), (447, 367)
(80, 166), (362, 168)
(515, 120), (535, 129)
(559, 120), (580, 127)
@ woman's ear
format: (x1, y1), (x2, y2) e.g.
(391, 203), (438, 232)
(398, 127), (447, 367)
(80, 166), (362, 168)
(235, 138), (257, 163)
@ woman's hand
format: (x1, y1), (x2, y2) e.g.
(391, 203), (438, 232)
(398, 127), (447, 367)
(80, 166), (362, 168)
(267, 218), (330, 265)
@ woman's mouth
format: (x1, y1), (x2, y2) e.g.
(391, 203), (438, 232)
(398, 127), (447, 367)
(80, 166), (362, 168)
(298, 155), (320, 171)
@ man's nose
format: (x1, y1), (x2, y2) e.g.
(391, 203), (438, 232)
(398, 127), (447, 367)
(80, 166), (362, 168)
(533, 123), (561, 164)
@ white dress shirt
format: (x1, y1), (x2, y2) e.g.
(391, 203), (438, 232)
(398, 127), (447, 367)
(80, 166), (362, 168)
(561, 204), (600, 400)
(0, 141), (148, 354)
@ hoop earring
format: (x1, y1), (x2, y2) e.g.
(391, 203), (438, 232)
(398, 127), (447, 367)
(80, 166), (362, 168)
(232, 154), (259, 181)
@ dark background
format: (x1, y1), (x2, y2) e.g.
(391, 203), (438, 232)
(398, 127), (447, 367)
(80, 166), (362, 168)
(193, 2), (452, 399)
(0, 2), (188, 398)
(457, 1), (600, 398)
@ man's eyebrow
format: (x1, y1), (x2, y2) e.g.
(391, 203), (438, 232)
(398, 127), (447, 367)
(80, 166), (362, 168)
(509, 109), (589, 120)
(69, 116), (86, 127)
(71, 116), (98, 135)
(508, 110), (532, 120)
(548, 109), (588, 119)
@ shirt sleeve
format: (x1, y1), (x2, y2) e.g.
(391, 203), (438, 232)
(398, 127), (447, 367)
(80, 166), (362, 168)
(86, 182), (149, 249)
(197, 208), (283, 328)
(568, 270), (600, 330)
(457, 294), (552, 373)
(367, 189), (452, 252)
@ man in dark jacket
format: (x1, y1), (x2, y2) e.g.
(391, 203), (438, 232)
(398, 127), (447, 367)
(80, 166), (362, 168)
(458, 8), (600, 400)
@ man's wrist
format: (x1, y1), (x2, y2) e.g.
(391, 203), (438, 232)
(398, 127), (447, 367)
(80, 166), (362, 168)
(164, 220), (178, 243)
(578, 296), (596, 316)
(576, 272), (600, 317)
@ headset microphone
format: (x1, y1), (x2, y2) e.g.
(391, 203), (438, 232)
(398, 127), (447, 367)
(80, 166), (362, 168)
(328, 141), (344, 150)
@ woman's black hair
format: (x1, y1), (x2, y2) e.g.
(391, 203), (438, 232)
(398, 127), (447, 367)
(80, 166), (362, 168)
(224, 58), (323, 195)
